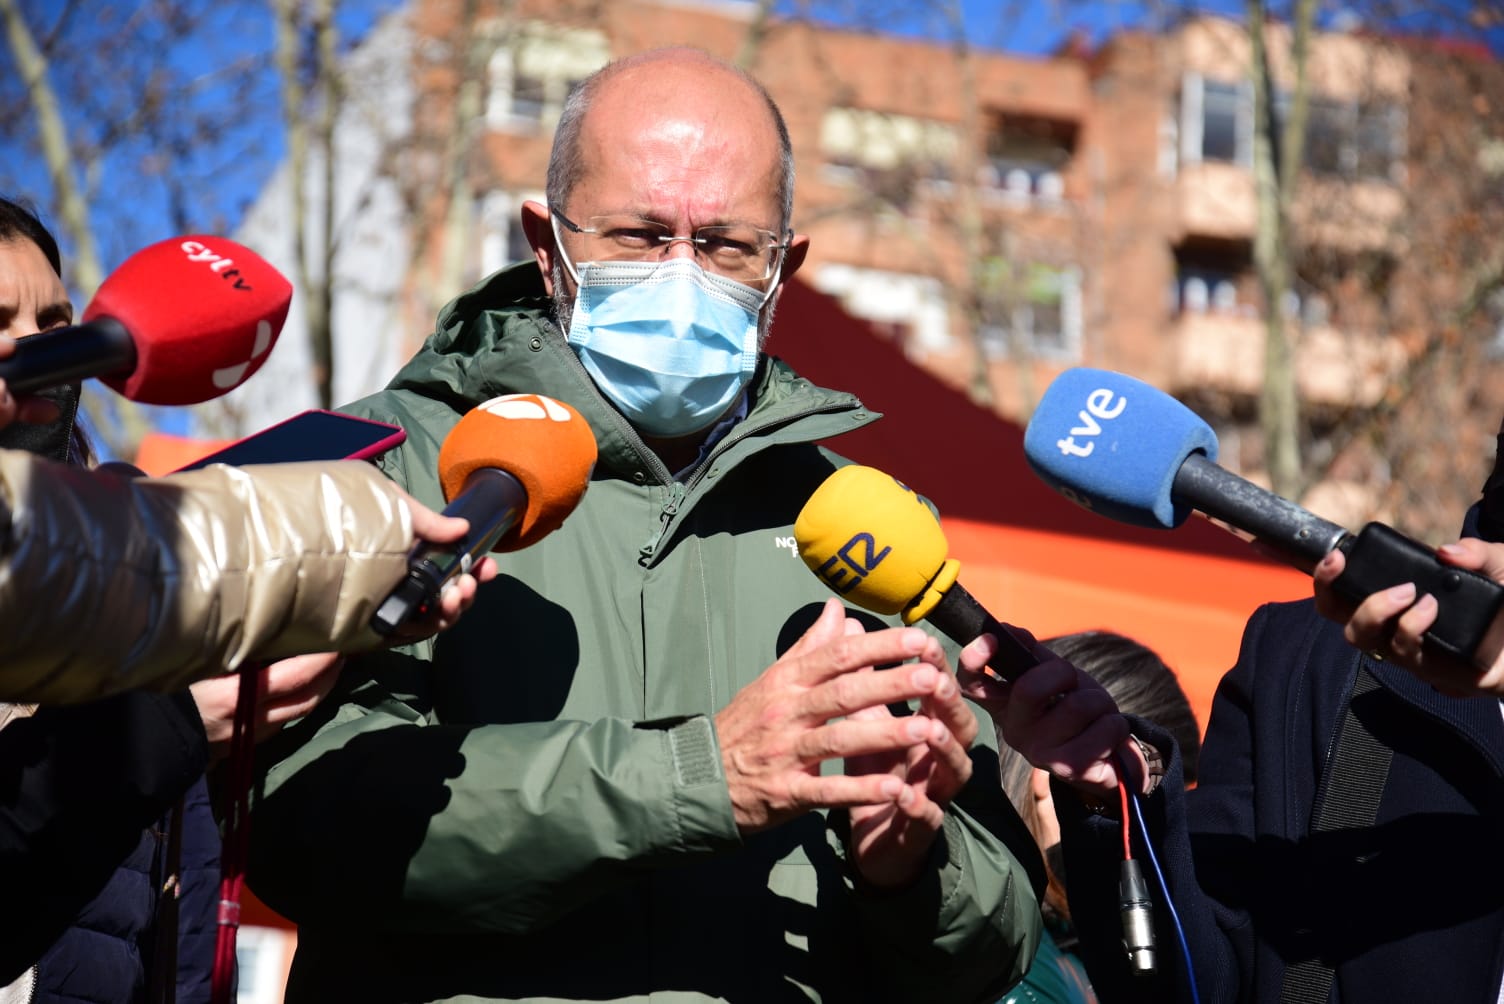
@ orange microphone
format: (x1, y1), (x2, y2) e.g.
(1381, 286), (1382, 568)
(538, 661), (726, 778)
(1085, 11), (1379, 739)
(370, 393), (597, 634)
(0, 235), (290, 404)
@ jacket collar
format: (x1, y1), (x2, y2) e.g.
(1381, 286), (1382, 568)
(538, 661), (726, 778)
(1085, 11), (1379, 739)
(388, 262), (871, 482)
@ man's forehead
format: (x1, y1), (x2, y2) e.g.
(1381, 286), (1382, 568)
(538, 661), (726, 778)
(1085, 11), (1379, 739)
(576, 110), (779, 209)
(586, 59), (776, 143)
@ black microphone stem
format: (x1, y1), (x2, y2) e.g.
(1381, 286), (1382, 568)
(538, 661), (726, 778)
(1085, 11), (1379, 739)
(1172, 453), (1350, 573)
(370, 467), (525, 635)
(0, 317), (135, 394)
(924, 585), (1042, 683)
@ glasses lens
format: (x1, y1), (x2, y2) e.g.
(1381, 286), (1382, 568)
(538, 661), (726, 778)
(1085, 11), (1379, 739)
(578, 216), (670, 260)
(697, 226), (774, 282)
(577, 216), (778, 282)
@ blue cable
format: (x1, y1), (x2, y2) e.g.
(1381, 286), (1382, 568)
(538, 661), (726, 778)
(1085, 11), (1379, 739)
(1127, 785), (1202, 1004)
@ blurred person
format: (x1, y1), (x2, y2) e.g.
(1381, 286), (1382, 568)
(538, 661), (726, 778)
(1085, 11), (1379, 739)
(0, 197), (489, 1003)
(994, 632), (1200, 1004)
(246, 47), (1044, 1004)
(963, 417), (1504, 1004)
(0, 448), (489, 704)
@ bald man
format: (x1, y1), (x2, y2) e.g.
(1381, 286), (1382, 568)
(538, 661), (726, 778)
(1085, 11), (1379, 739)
(248, 48), (1044, 1003)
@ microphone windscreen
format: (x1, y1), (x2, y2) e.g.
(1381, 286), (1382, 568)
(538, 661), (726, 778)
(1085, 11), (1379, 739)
(794, 465), (949, 616)
(438, 393), (598, 551)
(82, 236), (291, 404)
(1024, 367), (1219, 530)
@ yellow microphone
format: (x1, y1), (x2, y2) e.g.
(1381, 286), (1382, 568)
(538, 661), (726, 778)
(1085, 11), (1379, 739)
(794, 465), (1044, 681)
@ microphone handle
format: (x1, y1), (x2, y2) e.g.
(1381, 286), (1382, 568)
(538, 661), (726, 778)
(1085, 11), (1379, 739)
(1334, 522), (1504, 664)
(0, 317), (136, 394)
(370, 467), (525, 635)
(925, 583), (1043, 683)
(1172, 453), (1349, 572)
(1176, 455), (1504, 664)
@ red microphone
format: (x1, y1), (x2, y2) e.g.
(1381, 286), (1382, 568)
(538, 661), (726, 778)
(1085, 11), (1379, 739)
(370, 393), (598, 634)
(0, 235), (291, 404)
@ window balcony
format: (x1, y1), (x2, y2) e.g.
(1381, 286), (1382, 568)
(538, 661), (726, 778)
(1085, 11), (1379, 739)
(1170, 310), (1404, 406)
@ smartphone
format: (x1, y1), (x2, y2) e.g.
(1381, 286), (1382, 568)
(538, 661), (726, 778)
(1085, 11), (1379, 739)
(174, 410), (406, 472)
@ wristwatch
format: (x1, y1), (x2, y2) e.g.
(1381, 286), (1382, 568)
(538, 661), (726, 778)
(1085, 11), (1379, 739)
(1131, 734), (1166, 795)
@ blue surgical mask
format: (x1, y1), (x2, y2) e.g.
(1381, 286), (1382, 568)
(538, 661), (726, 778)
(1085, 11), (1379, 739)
(566, 259), (764, 438)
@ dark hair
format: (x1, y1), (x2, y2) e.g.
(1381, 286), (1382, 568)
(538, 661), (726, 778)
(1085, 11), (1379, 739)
(0, 196), (93, 466)
(996, 630), (1200, 924)
(0, 197), (63, 277)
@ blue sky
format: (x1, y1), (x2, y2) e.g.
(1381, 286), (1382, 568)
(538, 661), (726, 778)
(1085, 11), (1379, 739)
(4, 0), (1488, 283)
(792, 0), (1244, 53)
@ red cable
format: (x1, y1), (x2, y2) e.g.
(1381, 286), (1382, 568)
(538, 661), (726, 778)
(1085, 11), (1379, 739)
(210, 663), (263, 1004)
(1119, 777), (1133, 860)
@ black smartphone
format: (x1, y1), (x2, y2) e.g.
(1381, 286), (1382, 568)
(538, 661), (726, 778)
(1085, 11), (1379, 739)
(174, 410), (406, 472)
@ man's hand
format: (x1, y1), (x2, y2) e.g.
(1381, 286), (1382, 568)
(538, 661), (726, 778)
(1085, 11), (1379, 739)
(714, 598), (968, 842)
(1314, 542), (1504, 696)
(190, 652), (345, 761)
(844, 633), (977, 889)
(956, 634), (1143, 799)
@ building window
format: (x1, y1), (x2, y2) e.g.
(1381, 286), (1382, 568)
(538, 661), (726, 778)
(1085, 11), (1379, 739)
(485, 22), (607, 132)
(1180, 73), (1403, 182)
(480, 190), (543, 278)
(812, 263), (952, 354)
(977, 263), (1082, 360)
(982, 113), (1076, 202)
(1354, 103), (1405, 182)
(1180, 74), (1251, 167)
(819, 107), (957, 200)
(1296, 97), (1404, 181)
(1201, 80), (1243, 163)
(1486, 288), (1504, 360)
(508, 73), (547, 122)
(1304, 97), (1351, 175)
(1175, 253), (1253, 317)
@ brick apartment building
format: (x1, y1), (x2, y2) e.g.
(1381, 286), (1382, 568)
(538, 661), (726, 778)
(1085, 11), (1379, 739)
(381, 0), (1504, 533)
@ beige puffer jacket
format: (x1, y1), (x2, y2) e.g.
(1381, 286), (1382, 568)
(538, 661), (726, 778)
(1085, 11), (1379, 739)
(0, 451), (416, 704)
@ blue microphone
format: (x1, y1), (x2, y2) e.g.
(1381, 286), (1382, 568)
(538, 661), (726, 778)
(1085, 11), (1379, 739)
(1024, 367), (1504, 664)
(1024, 367), (1346, 564)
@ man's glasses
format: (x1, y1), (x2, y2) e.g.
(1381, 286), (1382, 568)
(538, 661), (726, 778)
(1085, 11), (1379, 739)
(552, 209), (789, 284)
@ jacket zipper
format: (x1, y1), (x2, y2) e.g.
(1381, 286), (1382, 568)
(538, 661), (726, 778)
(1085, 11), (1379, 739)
(642, 398), (861, 563)
(543, 327), (866, 561)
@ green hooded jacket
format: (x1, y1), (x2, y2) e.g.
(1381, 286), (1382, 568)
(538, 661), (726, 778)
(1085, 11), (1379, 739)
(248, 263), (1043, 1003)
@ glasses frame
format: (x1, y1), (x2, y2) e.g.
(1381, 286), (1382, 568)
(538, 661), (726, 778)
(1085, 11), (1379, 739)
(550, 208), (791, 293)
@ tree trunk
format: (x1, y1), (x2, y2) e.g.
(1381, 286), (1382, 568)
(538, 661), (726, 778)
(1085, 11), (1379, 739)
(943, 0), (999, 409)
(311, 0), (338, 409)
(735, 0), (777, 69)
(1, 0), (149, 456)
(433, 0), (486, 312)
(1247, 0), (1314, 499)
(273, 0), (316, 400)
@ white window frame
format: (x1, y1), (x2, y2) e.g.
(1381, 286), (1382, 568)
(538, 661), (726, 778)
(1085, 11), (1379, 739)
(479, 189), (545, 278)
(978, 265), (1083, 361)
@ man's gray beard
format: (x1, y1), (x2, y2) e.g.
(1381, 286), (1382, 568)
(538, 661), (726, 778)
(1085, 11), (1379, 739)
(549, 258), (777, 349)
(550, 258), (575, 334)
